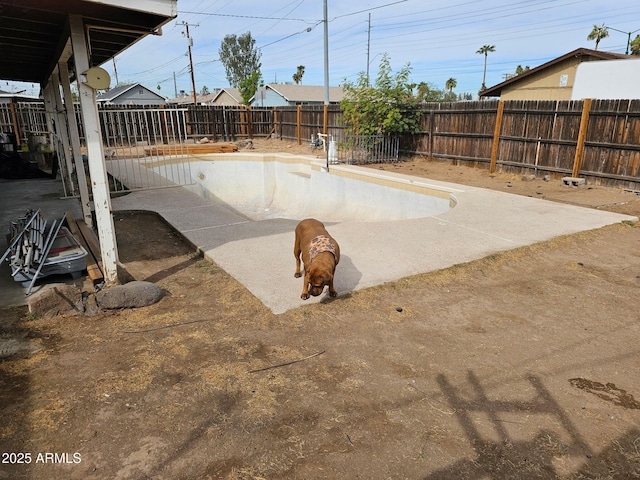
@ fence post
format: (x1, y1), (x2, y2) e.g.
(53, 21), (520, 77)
(297, 104), (302, 145)
(240, 106), (247, 137)
(572, 98), (592, 178)
(159, 104), (168, 141)
(489, 100), (505, 174)
(428, 109), (434, 159)
(272, 107), (278, 138)
(209, 105), (217, 142)
(323, 104), (328, 135)
(246, 105), (253, 138)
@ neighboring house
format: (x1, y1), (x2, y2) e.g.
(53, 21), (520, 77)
(167, 90), (235, 106)
(251, 84), (345, 107)
(211, 88), (242, 106)
(0, 89), (41, 104)
(97, 83), (167, 105)
(479, 48), (630, 101)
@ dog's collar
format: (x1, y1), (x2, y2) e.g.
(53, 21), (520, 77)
(308, 235), (336, 264)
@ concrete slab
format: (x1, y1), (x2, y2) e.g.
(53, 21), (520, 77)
(2, 166), (636, 314)
(0, 178), (84, 307)
(111, 164), (637, 314)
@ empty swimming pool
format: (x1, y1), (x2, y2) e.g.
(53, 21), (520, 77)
(110, 151), (637, 314)
(183, 153), (459, 222)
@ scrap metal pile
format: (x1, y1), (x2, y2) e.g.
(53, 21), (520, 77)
(2, 210), (88, 294)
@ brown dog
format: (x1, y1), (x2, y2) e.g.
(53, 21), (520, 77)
(294, 218), (340, 300)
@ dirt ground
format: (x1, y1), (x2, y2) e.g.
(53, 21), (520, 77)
(1, 138), (640, 480)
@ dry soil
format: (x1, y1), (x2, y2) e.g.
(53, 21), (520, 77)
(1, 138), (639, 479)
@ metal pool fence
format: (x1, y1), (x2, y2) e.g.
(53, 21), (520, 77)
(334, 134), (400, 164)
(98, 107), (195, 194)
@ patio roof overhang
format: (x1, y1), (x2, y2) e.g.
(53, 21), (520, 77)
(0, 0), (177, 85)
(0, 0), (177, 287)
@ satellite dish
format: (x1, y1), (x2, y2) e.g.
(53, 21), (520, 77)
(82, 67), (111, 90)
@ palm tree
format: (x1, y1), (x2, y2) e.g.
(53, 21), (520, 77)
(476, 45), (495, 91)
(587, 24), (609, 50)
(445, 77), (457, 93)
(292, 65), (305, 85)
(630, 34), (640, 56)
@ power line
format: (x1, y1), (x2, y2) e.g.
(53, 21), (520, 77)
(178, 10), (312, 23)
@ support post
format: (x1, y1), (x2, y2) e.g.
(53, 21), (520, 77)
(69, 14), (119, 286)
(9, 102), (21, 146)
(59, 60), (93, 227)
(489, 100), (504, 174)
(572, 98), (592, 178)
(49, 70), (77, 196)
(43, 83), (66, 189)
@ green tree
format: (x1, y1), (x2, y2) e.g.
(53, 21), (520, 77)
(515, 65), (530, 75)
(445, 77), (457, 94)
(476, 44), (495, 91)
(238, 71), (262, 105)
(416, 81), (445, 102)
(587, 24), (609, 50)
(200, 85), (210, 95)
(630, 34), (640, 55)
(292, 65), (305, 85)
(219, 32), (262, 88)
(341, 53), (420, 136)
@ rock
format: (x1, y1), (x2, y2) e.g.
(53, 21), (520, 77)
(28, 284), (84, 317)
(522, 174), (536, 182)
(83, 294), (100, 316)
(543, 175), (551, 182)
(236, 140), (254, 149)
(95, 281), (164, 309)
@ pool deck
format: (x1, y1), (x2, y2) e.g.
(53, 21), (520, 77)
(107, 159), (637, 314)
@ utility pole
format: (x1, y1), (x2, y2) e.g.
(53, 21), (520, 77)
(606, 25), (640, 55)
(323, 0), (329, 106)
(173, 72), (178, 98)
(179, 21), (199, 105)
(366, 13), (371, 85)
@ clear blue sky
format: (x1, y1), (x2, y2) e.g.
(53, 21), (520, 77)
(4, 0), (639, 98)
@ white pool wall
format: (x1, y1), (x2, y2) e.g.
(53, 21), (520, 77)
(183, 153), (458, 222)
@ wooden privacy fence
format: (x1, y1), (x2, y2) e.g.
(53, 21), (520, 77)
(408, 99), (640, 189)
(1, 99), (639, 189)
(185, 104), (345, 143)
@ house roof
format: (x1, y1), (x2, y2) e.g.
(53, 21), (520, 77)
(0, 89), (40, 102)
(167, 89), (238, 105)
(211, 88), (242, 104)
(479, 48), (630, 98)
(265, 84), (345, 103)
(96, 82), (165, 102)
